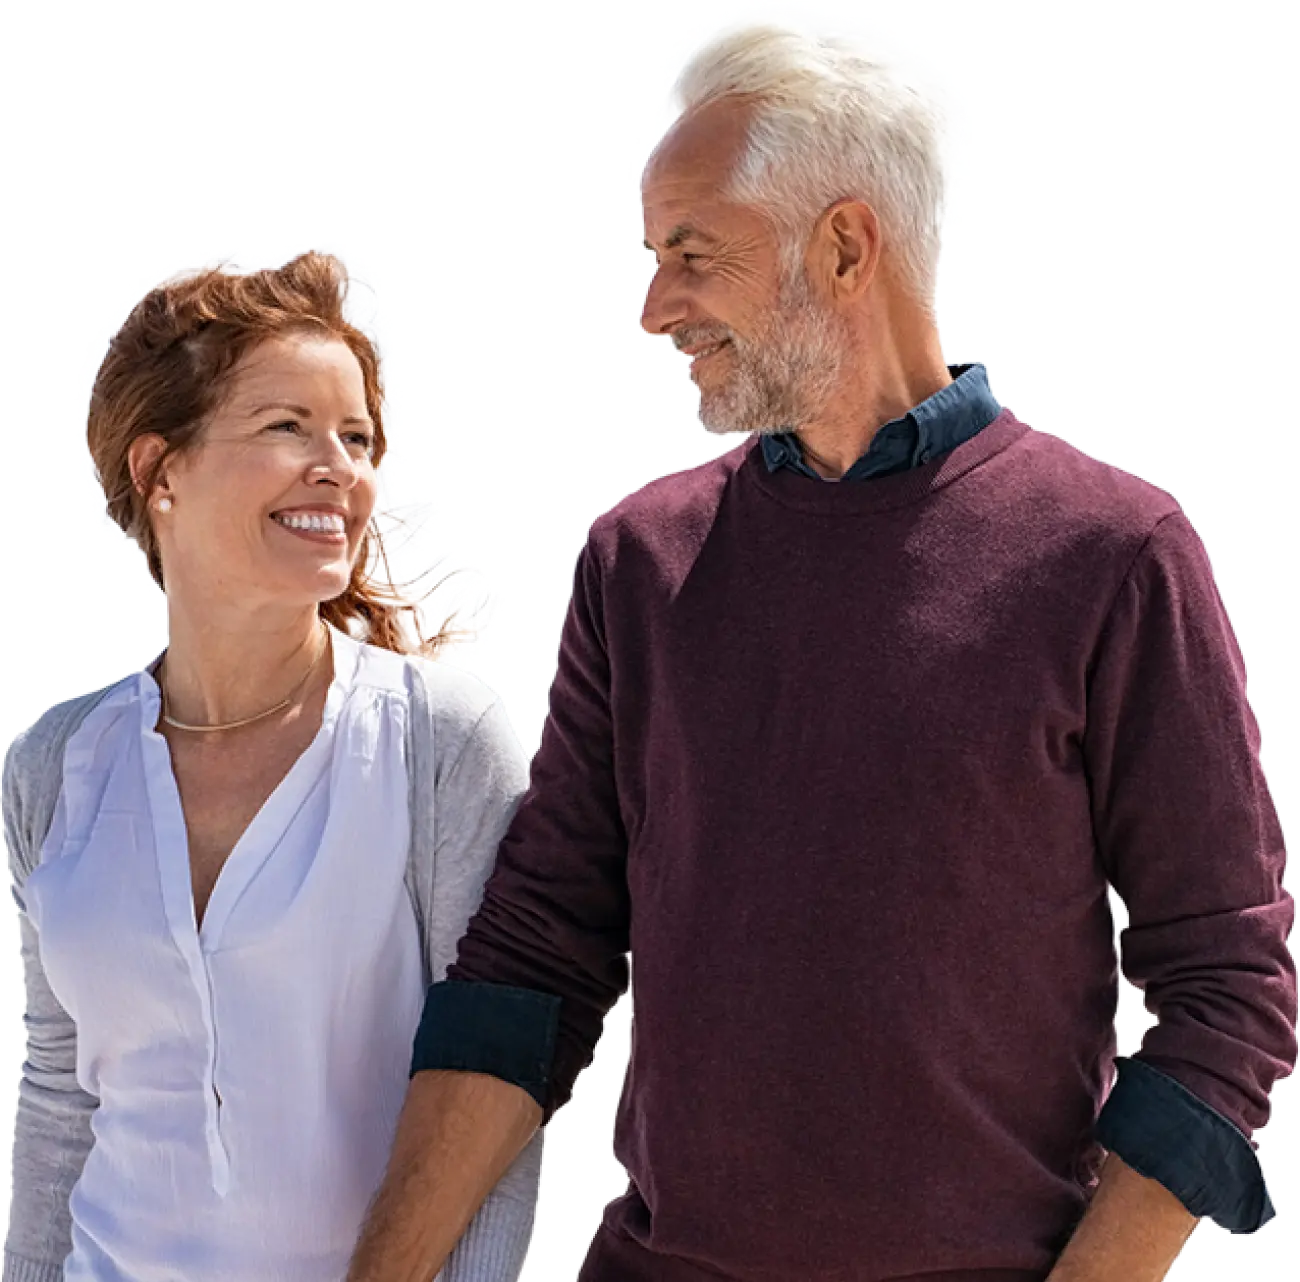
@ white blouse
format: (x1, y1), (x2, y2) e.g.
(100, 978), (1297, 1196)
(23, 627), (427, 1282)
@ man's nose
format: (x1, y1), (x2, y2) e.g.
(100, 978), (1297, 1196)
(641, 266), (687, 336)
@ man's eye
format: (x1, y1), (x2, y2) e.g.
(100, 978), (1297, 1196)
(681, 253), (703, 264)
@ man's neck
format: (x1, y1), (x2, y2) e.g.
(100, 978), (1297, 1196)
(790, 353), (956, 478)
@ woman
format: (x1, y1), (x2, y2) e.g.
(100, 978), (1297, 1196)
(2, 253), (541, 1282)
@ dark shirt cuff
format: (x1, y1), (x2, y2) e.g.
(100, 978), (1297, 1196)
(410, 980), (561, 1113)
(1095, 1056), (1275, 1232)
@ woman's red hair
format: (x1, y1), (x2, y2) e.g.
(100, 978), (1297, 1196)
(87, 251), (449, 656)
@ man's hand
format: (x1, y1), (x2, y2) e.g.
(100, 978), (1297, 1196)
(1047, 1151), (1199, 1282)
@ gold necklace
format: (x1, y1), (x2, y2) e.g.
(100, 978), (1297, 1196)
(159, 623), (330, 733)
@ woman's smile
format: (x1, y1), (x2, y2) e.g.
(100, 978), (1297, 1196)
(270, 514), (348, 543)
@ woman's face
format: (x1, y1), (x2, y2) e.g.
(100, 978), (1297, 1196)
(149, 334), (379, 614)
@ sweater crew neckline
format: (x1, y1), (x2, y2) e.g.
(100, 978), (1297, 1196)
(744, 409), (1030, 515)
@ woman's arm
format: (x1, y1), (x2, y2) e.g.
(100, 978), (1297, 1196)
(3, 912), (99, 1282)
(3, 702), (113, 1279)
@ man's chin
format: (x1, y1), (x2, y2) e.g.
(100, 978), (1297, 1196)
(703, 426), (792, 441)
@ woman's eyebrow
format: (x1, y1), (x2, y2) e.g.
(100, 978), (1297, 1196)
(248, 401), (372, 426)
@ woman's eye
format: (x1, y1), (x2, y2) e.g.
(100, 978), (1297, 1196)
(269, 418), (371, 449)
(346, 433), (376, 454)
(267, 419), (301, 434)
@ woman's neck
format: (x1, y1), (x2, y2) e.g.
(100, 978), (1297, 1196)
(158, 600), (327, 730)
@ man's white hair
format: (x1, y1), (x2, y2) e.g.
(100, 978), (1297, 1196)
(642, 7), (967, 327)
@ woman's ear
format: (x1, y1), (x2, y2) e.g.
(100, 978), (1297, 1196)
(129, 434), (167, 504)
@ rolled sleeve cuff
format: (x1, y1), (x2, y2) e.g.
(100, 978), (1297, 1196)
(410, 980), (561, 1112)
(1095, 1056), (1275, 1233)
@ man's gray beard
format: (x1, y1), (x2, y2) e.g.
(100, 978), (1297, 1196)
(696, 270), (847, 439)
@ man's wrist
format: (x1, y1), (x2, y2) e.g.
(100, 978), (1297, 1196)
(1045, 1152), (1198, 1282)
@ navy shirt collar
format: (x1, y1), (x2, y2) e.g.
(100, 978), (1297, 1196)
(759, 363), (1001, 482)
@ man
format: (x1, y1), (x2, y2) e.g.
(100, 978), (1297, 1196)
(348, 26), (1296, 1282)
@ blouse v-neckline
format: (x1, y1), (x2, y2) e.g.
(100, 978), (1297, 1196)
(136, 625), (360, 953)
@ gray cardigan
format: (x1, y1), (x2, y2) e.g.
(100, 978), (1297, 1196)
(2, 653), (542, 1282)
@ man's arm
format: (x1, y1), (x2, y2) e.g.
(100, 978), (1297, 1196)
(1047, 1152), (1197, 1282)
(346, 1071), (542, 1282)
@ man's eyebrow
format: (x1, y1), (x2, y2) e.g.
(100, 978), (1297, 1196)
(248, 400), (372, 426)
(644, 225), (717, 252)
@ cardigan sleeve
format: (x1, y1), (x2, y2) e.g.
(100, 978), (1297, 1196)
(3, 727), (100, 1282)
(435, 1147), (542, 1282)
(413, 680), (545, 1282)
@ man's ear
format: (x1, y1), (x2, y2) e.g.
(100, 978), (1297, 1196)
(810, 198), (881, 301)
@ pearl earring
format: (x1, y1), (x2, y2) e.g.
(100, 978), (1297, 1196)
(157, 497), (173, 513)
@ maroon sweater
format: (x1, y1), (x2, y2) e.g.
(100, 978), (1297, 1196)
(449, 411), (1295, 1281)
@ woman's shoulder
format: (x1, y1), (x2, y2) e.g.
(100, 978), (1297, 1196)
(404, 652), (500, 722)
(1, 670), (137, 878)
(350, 638), (519, 776)
(378, 649), (528, 875)
(356, 644), (527, 795)
(4, 680), (132, 796)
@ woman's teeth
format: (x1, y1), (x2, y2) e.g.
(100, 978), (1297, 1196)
(275, 512), (345, 533)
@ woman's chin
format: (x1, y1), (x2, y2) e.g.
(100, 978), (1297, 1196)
(253, 566), (354, 611)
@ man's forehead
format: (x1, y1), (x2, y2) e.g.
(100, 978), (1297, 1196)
(647, 90), (754, 163)
(641, 99), (760, 248)
(642, 169), (732, 227)
(640, 177), (745, 246)
(642, 104), (743, 191)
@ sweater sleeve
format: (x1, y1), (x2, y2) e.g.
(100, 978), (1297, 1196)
(3, 733), (99, 1282)
(1082, 511), (1296, 1225)
(414, 541), (632, 1121)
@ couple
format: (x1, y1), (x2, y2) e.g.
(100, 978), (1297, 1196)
(5, 25), (1296, 1282)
